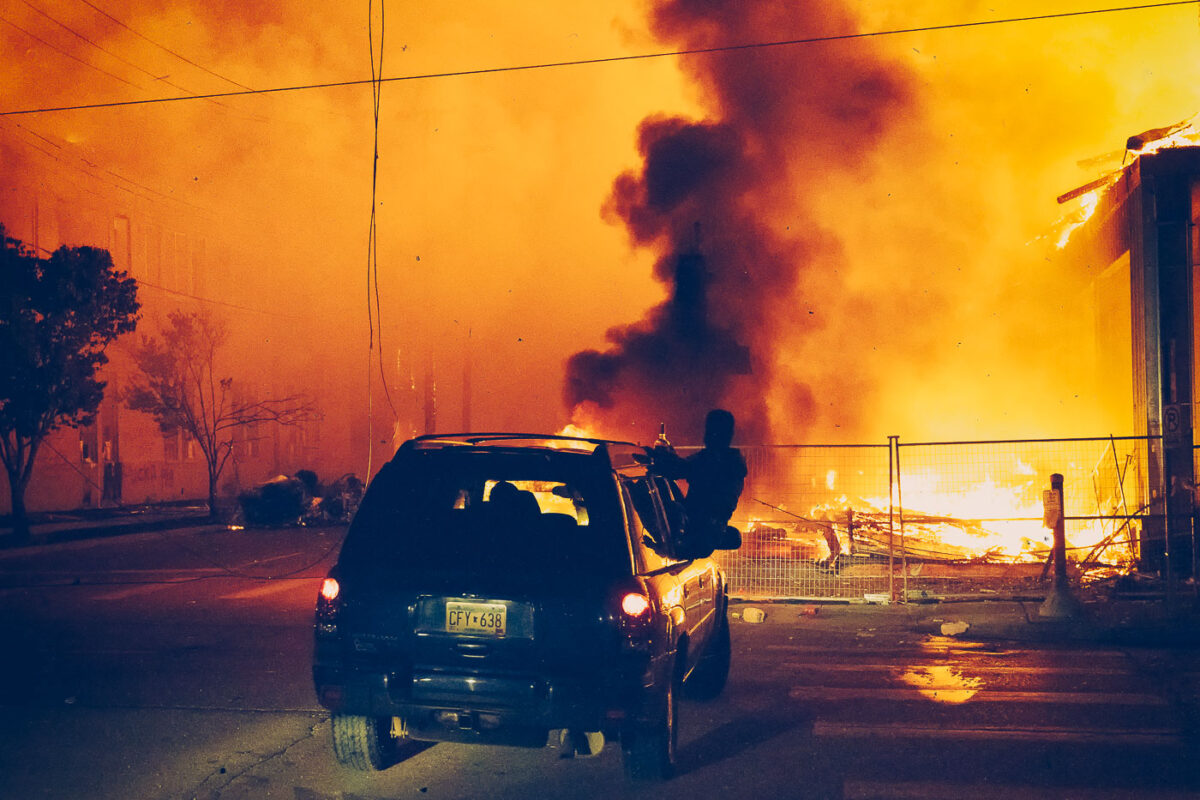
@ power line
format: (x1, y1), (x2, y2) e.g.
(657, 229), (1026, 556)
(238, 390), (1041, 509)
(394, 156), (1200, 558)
(19, 0), (263, 119)
(20, 0), (162, 84)
(71, 0), (254, 91)
(135, 279), (308, 320)
(0, 10), (141, 90)
(364, 0), (395, 480)
(2, 0), (1195, 117)
(0, 118), (212, 213)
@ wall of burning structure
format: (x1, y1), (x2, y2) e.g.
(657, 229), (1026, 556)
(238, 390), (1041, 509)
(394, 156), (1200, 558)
(1058, 145), (1200, 576)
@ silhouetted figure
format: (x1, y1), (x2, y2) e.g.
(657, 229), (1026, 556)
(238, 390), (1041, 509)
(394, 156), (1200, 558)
(489, 480), (539, 529)
(654, 408), (747, 558)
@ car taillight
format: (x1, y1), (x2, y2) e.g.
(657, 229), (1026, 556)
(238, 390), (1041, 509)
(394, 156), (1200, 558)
(618, 591), (652, 652)
(621, 592), (650, 618)
(315, 574), (341, 633)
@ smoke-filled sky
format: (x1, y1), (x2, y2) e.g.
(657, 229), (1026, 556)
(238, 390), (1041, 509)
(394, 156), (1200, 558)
(3, 0), (1200, 450)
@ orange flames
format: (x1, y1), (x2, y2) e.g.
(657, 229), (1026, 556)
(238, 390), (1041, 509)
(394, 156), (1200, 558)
(737, 470), (1137, 571)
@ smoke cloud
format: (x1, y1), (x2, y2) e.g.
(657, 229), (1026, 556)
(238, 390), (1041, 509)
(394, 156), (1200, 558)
(564, 0), (914, 443)
(5, 0), (1200, 462)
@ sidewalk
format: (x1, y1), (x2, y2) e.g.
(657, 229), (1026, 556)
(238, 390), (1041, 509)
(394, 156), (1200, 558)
(730, 590), (1200, 648)
(0, 502), (213, 551)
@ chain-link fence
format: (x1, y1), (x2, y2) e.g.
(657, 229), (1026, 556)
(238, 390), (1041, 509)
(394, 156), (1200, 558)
(714, 444), (892, 601)
(710, 436), (1155, 601)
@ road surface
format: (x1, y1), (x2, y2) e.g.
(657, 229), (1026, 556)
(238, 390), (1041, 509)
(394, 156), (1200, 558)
(1, 525), (1197, 799)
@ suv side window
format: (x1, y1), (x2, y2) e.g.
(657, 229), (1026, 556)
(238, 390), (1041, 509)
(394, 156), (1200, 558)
(624, 477), (679, 572)
(651, 475), (687, 542)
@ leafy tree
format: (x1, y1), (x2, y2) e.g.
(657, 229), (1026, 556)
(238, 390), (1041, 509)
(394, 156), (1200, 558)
(0, 225), (141, 542)
(125, 309), (319, 520)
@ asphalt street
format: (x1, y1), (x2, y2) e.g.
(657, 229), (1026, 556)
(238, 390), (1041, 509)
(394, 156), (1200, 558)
(1, 525), (1198, 799)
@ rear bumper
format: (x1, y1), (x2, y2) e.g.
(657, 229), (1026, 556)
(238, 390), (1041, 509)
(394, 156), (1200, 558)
(313, 653), (662, 745)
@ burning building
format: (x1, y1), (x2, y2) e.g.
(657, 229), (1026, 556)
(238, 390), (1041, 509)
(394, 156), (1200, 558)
(1058, 124), (1200, 577)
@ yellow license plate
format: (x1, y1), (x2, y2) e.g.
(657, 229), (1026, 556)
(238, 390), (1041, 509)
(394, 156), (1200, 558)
(445, 602), (507, 636)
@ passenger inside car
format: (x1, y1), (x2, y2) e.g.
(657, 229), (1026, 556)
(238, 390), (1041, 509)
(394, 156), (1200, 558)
(487, 480), (541, 531)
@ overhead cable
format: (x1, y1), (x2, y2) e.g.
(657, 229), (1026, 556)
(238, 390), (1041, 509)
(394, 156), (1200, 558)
(0, 11), (141, 90)
(2, 0), (1196, 116)
(19, 0), (265, 119)
(72, 0), (254, 91)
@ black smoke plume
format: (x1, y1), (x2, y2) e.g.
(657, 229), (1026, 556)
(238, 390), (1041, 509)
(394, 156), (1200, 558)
(564, 0), (914, 444)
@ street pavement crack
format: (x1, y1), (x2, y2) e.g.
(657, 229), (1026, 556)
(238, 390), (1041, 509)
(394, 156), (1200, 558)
(178, 714), (328, 800)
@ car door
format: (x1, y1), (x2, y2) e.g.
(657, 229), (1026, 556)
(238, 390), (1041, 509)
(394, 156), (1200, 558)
(624, 475), (715, 673)
(658, 473), (719, 654)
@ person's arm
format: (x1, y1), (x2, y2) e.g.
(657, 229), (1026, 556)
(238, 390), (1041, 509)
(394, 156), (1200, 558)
(650, 445), (689, 479)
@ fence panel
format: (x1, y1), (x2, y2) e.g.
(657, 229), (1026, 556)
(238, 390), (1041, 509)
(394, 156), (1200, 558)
(893, 436), (1151, 598)
(702, 437), (1154, 602)
(710, 444), (895, 600)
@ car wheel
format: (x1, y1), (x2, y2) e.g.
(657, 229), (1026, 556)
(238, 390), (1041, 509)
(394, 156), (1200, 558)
(685, 611), (731, 701)
(330, 713), (397, 771)
(622, 658), (680, 781)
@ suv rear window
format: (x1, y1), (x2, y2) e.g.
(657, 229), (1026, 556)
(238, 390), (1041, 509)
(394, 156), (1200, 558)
(339, 449), (631, 577)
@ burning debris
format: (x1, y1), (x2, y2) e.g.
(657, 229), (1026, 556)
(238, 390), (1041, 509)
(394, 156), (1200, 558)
(740, 488), (1137, 575)
(1054, 114), (1200, 250)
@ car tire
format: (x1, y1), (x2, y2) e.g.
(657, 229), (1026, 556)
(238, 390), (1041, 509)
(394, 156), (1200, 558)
(330, 713), (396, 771)
(622, 658), (680, 781)
(685, 611), (731, 701)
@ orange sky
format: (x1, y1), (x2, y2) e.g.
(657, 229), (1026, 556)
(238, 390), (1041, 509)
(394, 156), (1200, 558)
(3, 0), (1200, 448)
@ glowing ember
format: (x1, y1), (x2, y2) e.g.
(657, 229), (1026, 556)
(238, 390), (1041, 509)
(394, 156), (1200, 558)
(1055, 188), (1104, 250)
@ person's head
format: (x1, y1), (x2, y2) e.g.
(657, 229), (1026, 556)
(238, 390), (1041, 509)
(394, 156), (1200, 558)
(704, 408), (735, 448)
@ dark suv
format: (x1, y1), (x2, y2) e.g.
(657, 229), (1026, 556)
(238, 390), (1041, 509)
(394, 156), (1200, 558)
(313, 433), (734, 781)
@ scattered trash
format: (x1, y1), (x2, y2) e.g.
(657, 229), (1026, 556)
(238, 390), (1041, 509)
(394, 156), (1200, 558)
(236, 470), (363, 527)
(315, 473), (365, 522)
(799, 605), (820, 617)
(742, 607), (767, 623)
(940, 621), (970, 636)
(237, 475), (306, 526)
(863, 592), (891, 605)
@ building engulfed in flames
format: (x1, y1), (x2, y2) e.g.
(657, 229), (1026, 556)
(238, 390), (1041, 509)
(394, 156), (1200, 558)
(710, 123), (1200, 601)
(1058, 123), (1200, 581)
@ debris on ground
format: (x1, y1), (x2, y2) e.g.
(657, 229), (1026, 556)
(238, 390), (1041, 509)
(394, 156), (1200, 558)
(237, 475), (306, 526)
(742, 607), (767, 623)
(314, 473), (364, 523)
(940, 621), (970, 636)
(236, 470), (363, 527)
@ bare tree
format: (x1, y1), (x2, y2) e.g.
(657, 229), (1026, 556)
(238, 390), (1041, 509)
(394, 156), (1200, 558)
(125, 309), (319, 519)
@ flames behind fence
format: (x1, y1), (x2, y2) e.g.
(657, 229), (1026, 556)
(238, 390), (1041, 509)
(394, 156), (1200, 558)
(711, 436), (1153, 601)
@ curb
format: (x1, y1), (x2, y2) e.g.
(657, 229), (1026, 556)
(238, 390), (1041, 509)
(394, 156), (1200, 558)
(0, 513), (213, 552)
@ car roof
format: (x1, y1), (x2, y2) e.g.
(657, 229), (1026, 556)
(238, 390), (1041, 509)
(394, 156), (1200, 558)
(397, 433), (648, 472)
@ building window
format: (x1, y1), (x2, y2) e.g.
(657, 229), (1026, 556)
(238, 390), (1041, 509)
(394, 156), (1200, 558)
(164, 432), (180, 462)
(111, 216), (131, 272)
